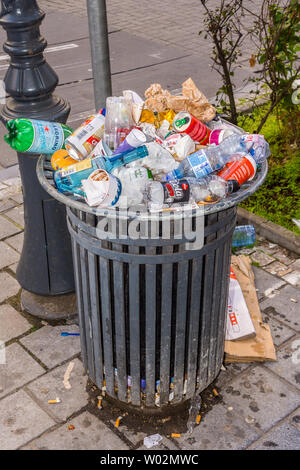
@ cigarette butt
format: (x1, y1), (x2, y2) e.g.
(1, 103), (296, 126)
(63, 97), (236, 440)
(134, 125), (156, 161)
(196, 414), (201, 424)
(171, 433), (181, 438)
(212, 388), (219, 397)
(115, 416), (122, 428)
(48, 398), (61, 404)
(68, 425), (75, 430)
(97, 398), (103, 409)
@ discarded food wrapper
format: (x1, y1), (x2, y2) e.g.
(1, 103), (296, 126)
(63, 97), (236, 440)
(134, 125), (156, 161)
(225, 255), (276, 362)
(82, 169), (121, 207)
(123, 90), (144, 124)
(171, 433), (181, 438)
(68, 425), (75, 431)
(143, 434), (163, 449)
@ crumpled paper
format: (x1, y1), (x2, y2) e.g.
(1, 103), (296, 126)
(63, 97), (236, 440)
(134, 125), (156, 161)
(144, 78), (216, 122)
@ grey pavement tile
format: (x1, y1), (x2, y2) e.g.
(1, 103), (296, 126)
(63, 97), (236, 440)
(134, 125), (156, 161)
(0, 343), (45, 399)
(260, 285), (300, 331)
(0, 304), (31, 343)
(5, 206), (24, 229)
(0, 272), (20, 303)
(8, 263), (18, 274)
(20, 325), (81, 368)
(27, 358), (88, 421)
(250, 419), (300, 450)
(22, 411), (129, 450)
(0, 389), (55, 450)
(178, 402), (260, 450)
(289, 259), (300, 271)
(0, 199), (16, 213)
(5, 233), (24, 254)
(221, 366), (300, 433)
(282, 270), (300, 288)
(272, 250), (296, 266)
(261, 312), (297, 347)
(252, 266), (286, 301)
(251, 250), (275, 267)
(265, 338), (300, 390)
(0, 215), (21, 240)
(0, 241), (19, 269)
(10, 193), (23, 205)
(264, 261), (292, 277)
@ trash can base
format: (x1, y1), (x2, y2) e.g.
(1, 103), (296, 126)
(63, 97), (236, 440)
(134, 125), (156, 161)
(21, 289), (78, 321)
(104, 393), (191, 418)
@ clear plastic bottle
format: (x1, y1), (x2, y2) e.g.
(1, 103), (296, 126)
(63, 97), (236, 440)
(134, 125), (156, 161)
(144, 176), (239, 211)
(104, 96), (134, 151)
(163, 134), (270, 181)
(232, 225), (256, 247)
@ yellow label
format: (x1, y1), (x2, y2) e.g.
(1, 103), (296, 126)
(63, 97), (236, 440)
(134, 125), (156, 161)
(60, 158), (92, 177)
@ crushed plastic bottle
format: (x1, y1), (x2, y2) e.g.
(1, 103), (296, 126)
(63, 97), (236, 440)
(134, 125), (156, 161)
(144, 176), (239, 211)
(127, 141), (178, 179)
(54, 145), (148, 196)
(232, 225), (256, 247)
(163, 134), (270, 181)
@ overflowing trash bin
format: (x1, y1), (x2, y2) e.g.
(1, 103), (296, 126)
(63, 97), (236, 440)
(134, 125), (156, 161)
(5, 77), (269, 412)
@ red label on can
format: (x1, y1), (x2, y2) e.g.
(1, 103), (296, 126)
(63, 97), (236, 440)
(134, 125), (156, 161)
(217, 156), (256, 185)
(174, 112), (211, 144)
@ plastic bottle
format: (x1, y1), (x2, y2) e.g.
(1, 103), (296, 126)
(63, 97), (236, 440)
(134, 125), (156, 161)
(113, 166), (153, 206)
(163, 134), (269, 181)
(104, 96), (134, 151)
(232, 225), (256, 247)
(144, 176), (239, 211)
(127, 141), (178, 179)
(4, 118), (73, 154)
(54, 145), (148, 196)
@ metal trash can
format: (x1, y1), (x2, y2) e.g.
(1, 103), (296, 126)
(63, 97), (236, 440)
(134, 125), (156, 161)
(37, 145), (267, 413)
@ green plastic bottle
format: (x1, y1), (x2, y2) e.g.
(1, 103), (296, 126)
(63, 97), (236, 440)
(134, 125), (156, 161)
(4, 118), (73, 154)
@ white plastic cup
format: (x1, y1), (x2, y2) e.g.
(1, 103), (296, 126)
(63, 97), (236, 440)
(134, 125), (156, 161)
(113, 128), (147, 155)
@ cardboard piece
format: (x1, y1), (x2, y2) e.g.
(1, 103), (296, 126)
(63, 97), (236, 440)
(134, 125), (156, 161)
(224, 255), (277, 363)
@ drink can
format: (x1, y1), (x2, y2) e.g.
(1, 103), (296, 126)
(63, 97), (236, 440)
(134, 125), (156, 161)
(172, 111), (212, 145)
(65, 113), (105, 161)
(217, 154), (256, 185)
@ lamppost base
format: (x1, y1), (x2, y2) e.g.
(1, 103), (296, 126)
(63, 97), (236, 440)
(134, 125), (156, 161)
(21, 289), (78, 321)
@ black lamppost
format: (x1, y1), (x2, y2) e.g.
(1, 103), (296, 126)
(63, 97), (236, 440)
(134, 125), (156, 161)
(0, 0), (76, 319)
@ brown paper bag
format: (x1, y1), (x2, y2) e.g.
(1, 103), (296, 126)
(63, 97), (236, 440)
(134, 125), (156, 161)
(224, 255), (276, 363)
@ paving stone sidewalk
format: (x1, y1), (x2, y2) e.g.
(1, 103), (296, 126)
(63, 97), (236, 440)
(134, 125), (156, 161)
(0, 177), (299, 450)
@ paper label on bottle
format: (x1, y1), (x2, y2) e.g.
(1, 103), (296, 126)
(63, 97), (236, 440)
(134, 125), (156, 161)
(188, 151), (213, 178)
(29, 120), (64, 154)
(60, 158), (92, 177)
(162, 179), (190, 204)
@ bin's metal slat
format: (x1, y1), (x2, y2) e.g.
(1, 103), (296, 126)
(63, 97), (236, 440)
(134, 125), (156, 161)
(198, 250), (216, 388)
(112, 242), (128, 402)
(87, 251), (104, 387)
(71, 238), (88, 370)
(185, 256), (203, 399)
(145, 245), (156, 406)
(159, 245), (173, 405)
(173, 251), (189, 403)
(128, 245), (141, 406)
(99, 253), (116, 398)
(80, 246), (96, 382)
(216, 235), (232, 372)
(207, 243), (224, 384)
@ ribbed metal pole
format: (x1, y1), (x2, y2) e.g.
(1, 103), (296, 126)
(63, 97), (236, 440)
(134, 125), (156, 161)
(86, 0), (112, 110)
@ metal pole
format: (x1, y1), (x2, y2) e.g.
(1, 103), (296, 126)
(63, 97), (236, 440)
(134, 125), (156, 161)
(0, 0), (77, 320)
(86, 0), (112, 110)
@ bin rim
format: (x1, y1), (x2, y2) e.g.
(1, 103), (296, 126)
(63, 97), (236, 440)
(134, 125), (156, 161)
(36, 119), (268, 221)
